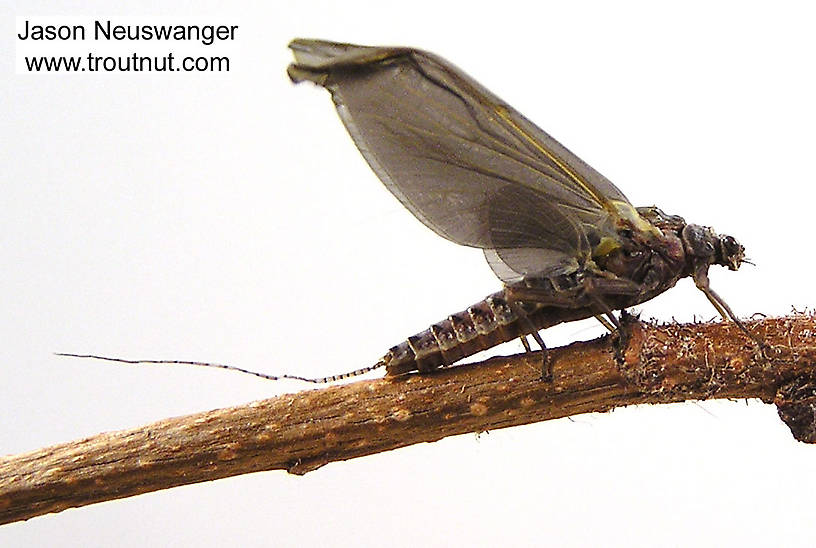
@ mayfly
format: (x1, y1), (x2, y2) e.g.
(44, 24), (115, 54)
(60, 39), (755, 383)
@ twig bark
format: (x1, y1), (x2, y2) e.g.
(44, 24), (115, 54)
(2, 314), (815, 525)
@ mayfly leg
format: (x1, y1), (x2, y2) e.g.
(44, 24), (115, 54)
(504, 288), (552, 381)
(504, 283), (595, 381)
(507, 297), (552, 380)
(594, 311), (631, 360)
(692, 268), (767, 351)
(594, 314), (618, 334)
(591, 308), (630, 363)
(581, 276), (643, 362)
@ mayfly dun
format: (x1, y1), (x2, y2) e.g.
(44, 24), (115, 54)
(59, 39), (756, 383)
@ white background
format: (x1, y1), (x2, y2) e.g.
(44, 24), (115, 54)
(3, 1), (815, 546)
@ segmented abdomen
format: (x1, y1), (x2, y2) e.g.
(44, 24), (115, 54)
(384, 291), (534, 376)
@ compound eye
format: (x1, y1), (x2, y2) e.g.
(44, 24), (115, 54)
(722, 235), (740, 254)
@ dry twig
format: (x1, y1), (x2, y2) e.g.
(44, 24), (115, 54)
(2, 314), (815, 525)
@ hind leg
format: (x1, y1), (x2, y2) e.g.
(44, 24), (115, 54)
(507, 300), (553, 381)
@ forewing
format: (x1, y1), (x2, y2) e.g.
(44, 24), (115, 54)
(288, 39), (630, 276)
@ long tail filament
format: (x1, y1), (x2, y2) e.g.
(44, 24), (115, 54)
(54, 353), (384, 384)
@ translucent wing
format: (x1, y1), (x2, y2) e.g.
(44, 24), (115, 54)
(482, 184), (589, 281)
(288, 39), (639, 279)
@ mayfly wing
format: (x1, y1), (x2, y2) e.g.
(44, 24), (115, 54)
(287, 39), (646, 281)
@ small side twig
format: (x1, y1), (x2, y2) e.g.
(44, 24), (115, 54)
(1, 314), (815, 525)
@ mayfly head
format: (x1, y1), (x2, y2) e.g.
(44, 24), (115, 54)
(717, 234), (745, 271)
(681, 224), (745, 271)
